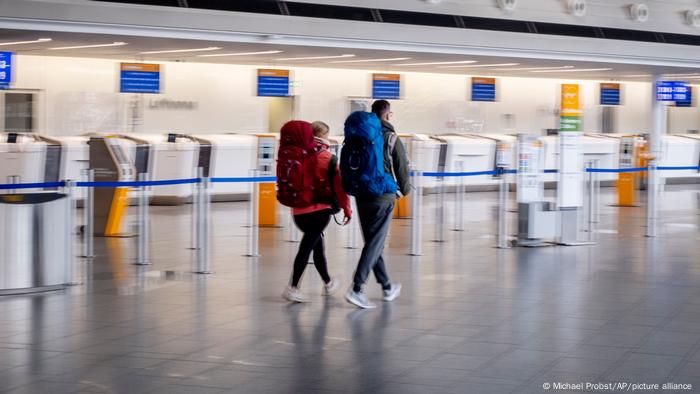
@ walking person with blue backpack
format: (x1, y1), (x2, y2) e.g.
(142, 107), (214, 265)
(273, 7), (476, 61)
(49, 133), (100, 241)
(340, 100), (411, 309)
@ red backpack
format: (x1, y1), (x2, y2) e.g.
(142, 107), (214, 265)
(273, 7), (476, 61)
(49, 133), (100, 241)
(276, 121), (319, 208)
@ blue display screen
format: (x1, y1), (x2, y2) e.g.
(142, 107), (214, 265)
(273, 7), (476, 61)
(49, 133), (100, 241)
(472, 84), (495, 101)
(120, 65), (161, 94)
(0, 52), (13, 89)
(656, 81), (689, 102)
(372, 80), (400, 99)
(600, 85), (620, 105)
(257, 75), (289, 97)
(676, 86), (693, 107)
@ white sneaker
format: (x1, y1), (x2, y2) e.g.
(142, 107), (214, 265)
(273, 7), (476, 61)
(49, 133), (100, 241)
(382, 283), (402, 302)
(323, 278), (341, 296)
(345, 289), (376, 309)
(282, 286), (307, 303)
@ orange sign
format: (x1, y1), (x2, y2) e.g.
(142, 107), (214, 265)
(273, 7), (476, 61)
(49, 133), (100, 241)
(120, 63), (160, 73)
(600, 83), (620, 90)
(373, 73), (400, 81)
(472, 77), (496, 85)
(258, 69), (290, 78)
(560, 84), (581, 115)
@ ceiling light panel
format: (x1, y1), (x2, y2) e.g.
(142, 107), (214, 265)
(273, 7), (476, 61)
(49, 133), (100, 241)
(530, 68), (613, 73)
(437, 63), (520, 69)
(329, 57), (412, 64)
(140, 47), (221, 54)
(49, 42), (128, 50)
(198, 50), (283, 57)
(0, 38), (52, 46)
(275, 54), (355, 61)
(394, 60), (476, 66)
(493, 66), (574, 71)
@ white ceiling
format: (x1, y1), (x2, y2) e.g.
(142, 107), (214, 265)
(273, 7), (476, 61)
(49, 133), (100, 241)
(1, 28), (699, 81)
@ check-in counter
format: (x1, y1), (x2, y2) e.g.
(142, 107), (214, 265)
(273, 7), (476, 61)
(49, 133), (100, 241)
(0, 133), (48, 193)
(190, 134), (257, 201)
(661, 134), (700, 182)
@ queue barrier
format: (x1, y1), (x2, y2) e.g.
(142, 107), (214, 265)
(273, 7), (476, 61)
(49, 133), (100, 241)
(2, 166), (699, 190)
(1, 165), (697, 282)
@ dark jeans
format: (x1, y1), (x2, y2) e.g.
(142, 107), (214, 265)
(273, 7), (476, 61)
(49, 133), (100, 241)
(291, 209), (332, 287)
(352, 200), (394, 290)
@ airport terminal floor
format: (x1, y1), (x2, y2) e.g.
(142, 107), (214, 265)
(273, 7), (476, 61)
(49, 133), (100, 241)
(1, 187), (699, 394)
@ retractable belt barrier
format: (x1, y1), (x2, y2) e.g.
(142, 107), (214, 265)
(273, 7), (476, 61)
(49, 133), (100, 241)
(1, 166), (697, 272)
(3, 167), (700, 190)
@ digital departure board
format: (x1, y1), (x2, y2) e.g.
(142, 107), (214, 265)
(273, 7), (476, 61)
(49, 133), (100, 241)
(471, 77), (496, 102)
(372, 74), (400, 99)
(257, 69), (290, 97)
(120, 63), (161, 94)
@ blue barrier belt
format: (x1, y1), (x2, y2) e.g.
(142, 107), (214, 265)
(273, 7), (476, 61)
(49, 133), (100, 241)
(1, 167), (699, 188)
(76, 178), (201, 187)
(585, 167), (647, 173)
(0, 181), (66, 190)
(422, 170), (498, 177)
(211, 176), (276, 183)
(657, 166), (700, 171)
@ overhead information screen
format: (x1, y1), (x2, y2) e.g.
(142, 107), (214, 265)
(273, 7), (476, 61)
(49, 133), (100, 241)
(257, 69), (290, 97)
(372, 73), (401, 99)
(600, 83), (621, 105)
(120, 63), (161, 94)
(656, 81), (689, 102)
(471, 77), (496, 102)
(676, 86), (693, 107)
(0, 52), (12, 89)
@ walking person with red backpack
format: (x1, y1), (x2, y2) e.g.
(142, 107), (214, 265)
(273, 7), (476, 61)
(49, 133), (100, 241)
(341, 100), (411, 309)
(277, 120), (352, 303)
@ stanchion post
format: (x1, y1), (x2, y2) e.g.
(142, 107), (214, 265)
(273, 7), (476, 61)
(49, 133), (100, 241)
(82, 169), (94, 258)
(646, 162), (658, 237)
(246, 169), (260, 257)
(346, 198), (359, 249)
(409, 169), (423, 256)
(6, 175), (19, 194)
(189, 170), (199, 250)
(136, 173), (150, 265)
(434, 175), (445, 242)
(586, 160), (595, 242)
(453, 161), (465, 231)
(196, 169), (212, 273)
(63, 179), (77, 285)
(496, 167), (509, 249)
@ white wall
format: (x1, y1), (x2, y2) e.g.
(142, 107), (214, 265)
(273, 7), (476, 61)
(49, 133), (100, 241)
(11, 54), (699, 136)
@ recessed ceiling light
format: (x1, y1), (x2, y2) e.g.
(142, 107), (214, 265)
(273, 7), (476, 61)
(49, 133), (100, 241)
(493, 66), (574, 71)
(0, 38), (52, 46)
(275, 54), (355, 61)
(530, 67), (612, 73)
(49, 42), (128, 50)
(329, 57), (412, 64)
(140, 46), (221, 54)
(198, 50), (283, 57)
(438, 63), (520, 69)
(394, 60), (477, 66)
(663, 73), (700, 77)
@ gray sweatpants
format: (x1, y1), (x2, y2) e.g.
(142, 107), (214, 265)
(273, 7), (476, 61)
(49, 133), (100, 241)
(352, 199), (395, 289)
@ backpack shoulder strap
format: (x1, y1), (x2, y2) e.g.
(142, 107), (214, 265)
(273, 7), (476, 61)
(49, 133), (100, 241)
(386, 132), (398, 181)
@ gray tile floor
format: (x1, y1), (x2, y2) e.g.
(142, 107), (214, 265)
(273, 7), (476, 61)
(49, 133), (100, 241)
(1, 185), (700, 394)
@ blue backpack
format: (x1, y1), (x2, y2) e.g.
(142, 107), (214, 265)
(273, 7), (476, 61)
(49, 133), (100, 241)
(340, 111), (398, 198)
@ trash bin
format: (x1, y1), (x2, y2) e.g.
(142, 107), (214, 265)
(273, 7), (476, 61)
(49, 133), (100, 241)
(0, 192), (72, 295)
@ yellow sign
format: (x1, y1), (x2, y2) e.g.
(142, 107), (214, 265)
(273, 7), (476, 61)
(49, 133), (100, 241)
(561, 84), (582, 115)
